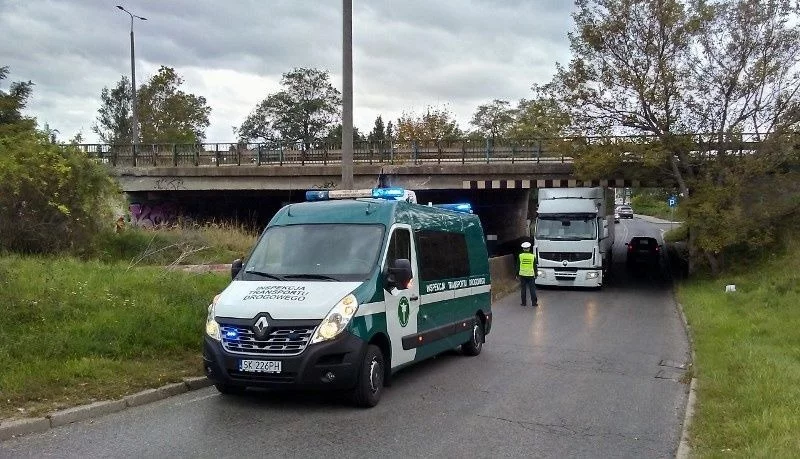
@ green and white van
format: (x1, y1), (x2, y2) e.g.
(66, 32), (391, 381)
(203, 188), (493, 407)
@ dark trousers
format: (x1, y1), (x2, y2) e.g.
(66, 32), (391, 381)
(520, 276), (537, 305)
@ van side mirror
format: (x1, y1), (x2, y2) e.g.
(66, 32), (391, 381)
(386, 258), (413, 290)
(231, 259), (243, 280)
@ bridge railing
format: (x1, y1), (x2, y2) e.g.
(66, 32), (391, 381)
(73, 133), (797, 167)
(73, 138), (581, 167)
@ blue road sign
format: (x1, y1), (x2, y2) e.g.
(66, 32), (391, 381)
(668, 195), (678, 208)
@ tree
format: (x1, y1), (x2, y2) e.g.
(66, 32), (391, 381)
(136, 66), (211, 143)
(238, 68), (341, 148)
(386, 120), (394, 141)
(0, 65), (35, 136)
(0, 67), (118, 254)
(555, 0), (800, 274)
(396, 106), (462, 141)
(510, 84), (572, 139)
(323, 124), (365, 146)
(470, 99), (514, 139)
(368, 115), (386, 143)
(92, 76), (132, 144)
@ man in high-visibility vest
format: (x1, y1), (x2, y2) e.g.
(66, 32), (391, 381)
(517, 241), (538, 307)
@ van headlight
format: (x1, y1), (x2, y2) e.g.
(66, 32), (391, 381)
(205, 294), (221, 341)
(586, 271), (599, 280)
(311, 294), (359, 344)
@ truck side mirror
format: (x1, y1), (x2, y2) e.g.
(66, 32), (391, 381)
(231, 259), (243, 280)
(386, 258), (413, 290)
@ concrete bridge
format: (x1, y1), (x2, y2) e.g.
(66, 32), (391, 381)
(80, 134), (793, 249)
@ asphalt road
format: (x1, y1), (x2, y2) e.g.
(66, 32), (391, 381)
(1, 217), (690, 459)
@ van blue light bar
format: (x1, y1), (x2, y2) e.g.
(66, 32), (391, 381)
(306, 187), (417, 203)
(433, 203), (473, 214)
(371, 187), (405, 199)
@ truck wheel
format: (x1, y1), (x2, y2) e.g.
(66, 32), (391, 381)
(215, 383), (246, 395)
(352, 345), (384, 408)
(461, 316), (484, 356)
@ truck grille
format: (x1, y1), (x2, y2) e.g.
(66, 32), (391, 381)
(220, 324), (316, 356)
(539, 252), (592, 262)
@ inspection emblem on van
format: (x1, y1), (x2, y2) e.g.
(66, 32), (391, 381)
(203, 187), (493, 407)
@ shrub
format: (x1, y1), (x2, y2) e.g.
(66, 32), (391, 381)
(0, 130), (119, 254)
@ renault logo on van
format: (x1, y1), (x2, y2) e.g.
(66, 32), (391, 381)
(253, 316), (269, 338)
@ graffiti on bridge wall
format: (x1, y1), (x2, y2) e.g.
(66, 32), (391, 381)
(129, 201), (179, 228)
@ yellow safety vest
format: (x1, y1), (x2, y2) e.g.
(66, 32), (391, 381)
(518, 252), (535, 277)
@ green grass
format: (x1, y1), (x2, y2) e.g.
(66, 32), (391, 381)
(630, 193), (680, 220)
(678, 237), (800, 457)
(0, 255), (229, 419)
(92, 222), (257, 266)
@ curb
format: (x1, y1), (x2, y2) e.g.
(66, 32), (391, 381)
(0, 376), (212, 442)
(676, 378), (698, 459)
(674, 298), (697, 459)
(636, 214), (683, 225)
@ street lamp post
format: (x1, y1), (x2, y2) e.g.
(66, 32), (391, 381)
(341, 0), (354, 189)
(116, 5), (146, 146)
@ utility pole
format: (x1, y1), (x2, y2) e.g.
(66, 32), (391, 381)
(341, 0), (354, 188)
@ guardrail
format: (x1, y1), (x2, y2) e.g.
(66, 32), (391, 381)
(72, 133), (795, 168)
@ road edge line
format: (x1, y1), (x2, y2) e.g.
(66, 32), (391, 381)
(0, 376), (212, 443)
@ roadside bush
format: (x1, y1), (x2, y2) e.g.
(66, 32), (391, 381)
(0, 130), (118, 254)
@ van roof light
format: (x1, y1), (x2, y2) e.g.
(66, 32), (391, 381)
(432, 203), (473, 214)
(305, 187), (417, 203)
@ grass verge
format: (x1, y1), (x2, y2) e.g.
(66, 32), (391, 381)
(0, 255), (229, 419)
(92, 223), (257, 266)
(677, 237), (800, 456)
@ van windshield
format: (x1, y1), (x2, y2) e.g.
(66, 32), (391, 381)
(242, 224), (385, 282)
(535, 216), (597, 241)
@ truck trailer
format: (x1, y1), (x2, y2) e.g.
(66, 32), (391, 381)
(533, 187), (615, 288)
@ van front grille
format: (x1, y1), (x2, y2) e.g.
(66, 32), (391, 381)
(220, 324), (316, 356)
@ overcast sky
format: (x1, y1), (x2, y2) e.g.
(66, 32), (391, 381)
(0, 0), (574, 143)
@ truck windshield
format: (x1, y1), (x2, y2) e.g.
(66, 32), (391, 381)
(535, 216), (597, 241)
(242, 224), (385, 282)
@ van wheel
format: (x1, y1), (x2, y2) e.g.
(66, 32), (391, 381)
(352, 345), (384, 408)
(215, 383), (246, 395)
(462, 316), (484, 356)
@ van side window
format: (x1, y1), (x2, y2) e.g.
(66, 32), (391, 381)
(386, 228), (411, 267)
(416, 230), (469, 280)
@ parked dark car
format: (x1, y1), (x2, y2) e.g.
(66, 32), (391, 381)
(616, 205), (634, 219)
(626, 236), (662, 272)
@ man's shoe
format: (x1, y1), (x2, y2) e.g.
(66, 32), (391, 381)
(521, 303), (526, 307)
(533, 302), (538, 307)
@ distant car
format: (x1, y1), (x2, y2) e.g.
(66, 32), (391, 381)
(616, 205), (634, 219)
(626, 236), (662, 272)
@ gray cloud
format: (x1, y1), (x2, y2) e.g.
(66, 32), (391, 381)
(0, 0), (573, 142)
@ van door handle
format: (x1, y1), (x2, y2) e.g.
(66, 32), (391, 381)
(409, 295), (419, 301)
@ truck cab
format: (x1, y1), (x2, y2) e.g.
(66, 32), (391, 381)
(533, 187), (614, 288)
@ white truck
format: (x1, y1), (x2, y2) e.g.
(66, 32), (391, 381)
(533, 187), (615, 288)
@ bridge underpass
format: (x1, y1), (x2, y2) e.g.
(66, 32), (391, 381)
(125, 187), (534, 255)
(105, 135), (716, 253)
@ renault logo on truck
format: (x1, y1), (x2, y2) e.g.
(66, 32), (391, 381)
(253, 316), (269, 338)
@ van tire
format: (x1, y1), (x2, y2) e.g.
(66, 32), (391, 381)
(461, 316), (484, 356)
(352, 345), (384, 408)
(215, 383), (246, 395)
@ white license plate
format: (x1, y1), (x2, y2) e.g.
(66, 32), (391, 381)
(239, 359), (282, 373)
